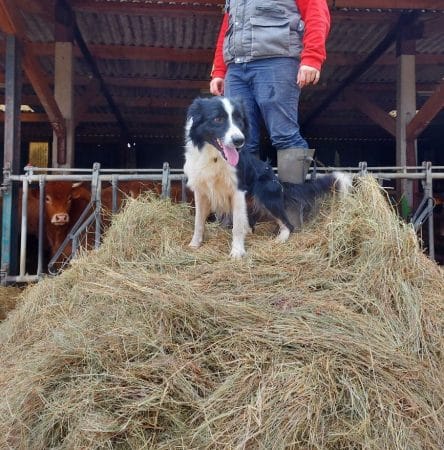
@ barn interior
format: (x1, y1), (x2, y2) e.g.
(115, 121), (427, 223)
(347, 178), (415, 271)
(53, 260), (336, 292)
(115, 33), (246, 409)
(0, 0), (444, 280)
(1, 0), (443, 170)
(1, 3), (444, 443)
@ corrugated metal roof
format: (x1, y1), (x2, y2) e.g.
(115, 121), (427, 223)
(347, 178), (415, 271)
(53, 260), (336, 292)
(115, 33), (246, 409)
(1, 3), (443, 144)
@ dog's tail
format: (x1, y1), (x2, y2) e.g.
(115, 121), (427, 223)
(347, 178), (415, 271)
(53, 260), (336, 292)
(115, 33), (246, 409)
(283, 171), (352, 211)
(331, 171), (353, 194)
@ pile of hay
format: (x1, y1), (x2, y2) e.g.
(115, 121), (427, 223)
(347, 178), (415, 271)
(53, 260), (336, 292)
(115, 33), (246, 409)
(0, 286), (22, 320)
(0, 176), (443, 449)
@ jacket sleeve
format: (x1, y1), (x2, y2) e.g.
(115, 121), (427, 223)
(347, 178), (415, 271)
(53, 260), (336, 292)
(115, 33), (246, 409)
(211, 13), (229, 79)
(297, 0), (331, 70)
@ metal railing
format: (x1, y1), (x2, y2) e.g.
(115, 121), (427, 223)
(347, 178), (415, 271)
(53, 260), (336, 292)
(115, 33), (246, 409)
(1, 161), (443, 285)
(1, 162), (187, 284)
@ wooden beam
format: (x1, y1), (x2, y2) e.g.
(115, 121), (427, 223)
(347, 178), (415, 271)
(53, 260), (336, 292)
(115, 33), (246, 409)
(21, 52), (66, 128)
(329, 52), (444, 66)
(344, 89), (396, 136)
(82, 113), (185, 125)
(1, 72), (209, 89)
(65, 0), (133, 158)
(99, 77), (209, 90)
(89, 97), (196, 109)
(53, 0), (77, 166)
(74, 78), (101, 127)
(71, 2), (408, 22)
(396, 30), (417, 206)
(71, 0), (443, 14)
(332, 10), (401, 22)
(6, 73), (439, 95)
(308, 82), (438, 93)
(0, 112), (89, 123)
(15, 42), (443, 66)
(0, 0), (66, 157)
(0, 93), (359, 113)
(9, 110), (406, 127)
(88, 44), (214, 63)
(0, 112), (47, 122)
(302, 11), (419, 127)
(0, 112), (186, 124)
(71, 0), (224, 15)
(407, 79), (444, 140)
(334, 1), (444, 10)
(422, 15), (444, 35)
(15, 0), (55, 20)
(0, 94), (197, 109)
(1, 35), (22, 276)
(0, 1), (14, 33)
(24, 42), (215, 63)
(86, 98), (356, 111)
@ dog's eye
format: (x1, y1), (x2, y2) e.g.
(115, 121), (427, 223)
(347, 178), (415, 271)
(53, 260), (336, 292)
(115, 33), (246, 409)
(213, 116), (225, 124)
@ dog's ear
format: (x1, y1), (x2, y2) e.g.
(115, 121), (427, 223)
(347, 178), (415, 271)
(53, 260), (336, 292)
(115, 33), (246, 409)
(186, 97), (207, 147)
(231, 97), (249, 139)
(187, 97), (205, 123)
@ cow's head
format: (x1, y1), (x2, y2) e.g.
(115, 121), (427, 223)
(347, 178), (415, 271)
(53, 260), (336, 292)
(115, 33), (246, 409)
(30, 181), (87, 226)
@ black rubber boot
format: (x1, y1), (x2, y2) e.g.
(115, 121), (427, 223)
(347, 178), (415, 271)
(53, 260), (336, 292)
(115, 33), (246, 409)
(277, 148), (315, 184)
(277, 148), (315, 230)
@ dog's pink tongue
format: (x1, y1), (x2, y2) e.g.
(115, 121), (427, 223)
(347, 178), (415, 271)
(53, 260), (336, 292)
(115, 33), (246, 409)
(222, 144), (239, 166)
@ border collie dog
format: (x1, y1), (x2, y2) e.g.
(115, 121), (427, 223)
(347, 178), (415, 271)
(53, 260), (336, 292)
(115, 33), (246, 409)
(184, 96), (350, 258)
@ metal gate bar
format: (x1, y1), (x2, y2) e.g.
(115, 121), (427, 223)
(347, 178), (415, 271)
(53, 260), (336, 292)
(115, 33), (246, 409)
(2, 161), (444, 285)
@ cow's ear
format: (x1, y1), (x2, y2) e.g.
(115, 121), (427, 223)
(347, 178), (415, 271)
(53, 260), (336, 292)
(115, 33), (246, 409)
(71, 181), (83, 198)
(71, 182), (89, 200)
(28, 186), (39, 199)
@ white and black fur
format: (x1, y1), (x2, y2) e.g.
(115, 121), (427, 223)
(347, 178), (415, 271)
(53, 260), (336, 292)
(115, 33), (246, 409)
(184, 96), (351, 258)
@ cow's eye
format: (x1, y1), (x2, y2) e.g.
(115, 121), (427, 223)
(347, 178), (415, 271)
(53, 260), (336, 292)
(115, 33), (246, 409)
(45, 195), (51, 203)
(213, 116), (224, 124)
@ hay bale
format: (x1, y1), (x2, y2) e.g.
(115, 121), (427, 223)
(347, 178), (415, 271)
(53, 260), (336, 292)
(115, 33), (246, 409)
(0, 286), (23, 320)
(0, 178), (443, 449)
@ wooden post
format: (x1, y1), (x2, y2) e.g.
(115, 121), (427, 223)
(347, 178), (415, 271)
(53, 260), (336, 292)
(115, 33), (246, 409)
(396, 28), (417, 208)
(52, 0), (74, 168)
(1, 35), (22, 280)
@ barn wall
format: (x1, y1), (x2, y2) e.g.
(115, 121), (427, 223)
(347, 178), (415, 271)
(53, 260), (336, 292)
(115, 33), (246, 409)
(0, 133), (442, 174)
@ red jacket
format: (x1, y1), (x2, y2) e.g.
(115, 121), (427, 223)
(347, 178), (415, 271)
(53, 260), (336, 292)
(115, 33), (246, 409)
(211, 0), (330, 79)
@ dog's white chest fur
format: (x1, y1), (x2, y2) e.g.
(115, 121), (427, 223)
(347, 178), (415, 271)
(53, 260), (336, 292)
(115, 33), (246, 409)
(184, 142), (239, 215)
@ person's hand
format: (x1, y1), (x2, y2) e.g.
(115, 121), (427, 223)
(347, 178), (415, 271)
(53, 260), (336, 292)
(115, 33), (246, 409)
(297, 65), (320, 88)
(210, 77), (225, 96)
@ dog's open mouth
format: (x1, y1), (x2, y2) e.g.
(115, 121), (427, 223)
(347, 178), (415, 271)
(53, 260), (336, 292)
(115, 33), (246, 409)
(214, 139), (240, 167)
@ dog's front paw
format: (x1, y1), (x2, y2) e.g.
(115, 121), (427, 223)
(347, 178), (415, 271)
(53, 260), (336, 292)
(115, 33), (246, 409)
(275, 226), (291, 243)
(189, 239), (202, 249)
(230, 246), (246, 259)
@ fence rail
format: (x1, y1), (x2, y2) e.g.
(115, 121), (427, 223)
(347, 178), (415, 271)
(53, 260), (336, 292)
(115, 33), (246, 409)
(0, 161), (442, 285)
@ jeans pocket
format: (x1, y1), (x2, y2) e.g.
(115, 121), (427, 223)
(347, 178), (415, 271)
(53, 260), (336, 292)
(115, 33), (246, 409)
(250, 16), (290, 58)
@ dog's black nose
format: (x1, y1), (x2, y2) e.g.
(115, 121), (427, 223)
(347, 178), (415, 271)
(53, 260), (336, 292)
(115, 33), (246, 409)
(232, 135), (245, 148)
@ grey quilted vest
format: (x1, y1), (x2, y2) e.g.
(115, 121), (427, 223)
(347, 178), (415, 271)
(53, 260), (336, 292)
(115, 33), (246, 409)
(223, 0), (304, 64)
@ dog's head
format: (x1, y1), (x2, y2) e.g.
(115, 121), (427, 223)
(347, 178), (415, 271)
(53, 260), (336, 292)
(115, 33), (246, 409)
(185, 96), (248, 167)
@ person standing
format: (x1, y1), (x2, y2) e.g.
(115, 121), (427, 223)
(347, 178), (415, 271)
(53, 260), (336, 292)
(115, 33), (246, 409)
(210, 0), (330, 184)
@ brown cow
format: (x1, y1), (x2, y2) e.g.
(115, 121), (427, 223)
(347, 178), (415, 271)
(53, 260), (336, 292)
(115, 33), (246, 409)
(23, 181), (91, 260)
(4, 179), (191, 274)
(29, 180), (188, 266)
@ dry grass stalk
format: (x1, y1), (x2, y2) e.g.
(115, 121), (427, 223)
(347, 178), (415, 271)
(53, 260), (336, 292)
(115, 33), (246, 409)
(0, 177), (443, 449)
(0, 286), (23, 320)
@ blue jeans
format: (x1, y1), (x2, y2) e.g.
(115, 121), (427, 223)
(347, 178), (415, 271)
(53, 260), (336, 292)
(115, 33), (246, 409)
(224, 57), (308, 154)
